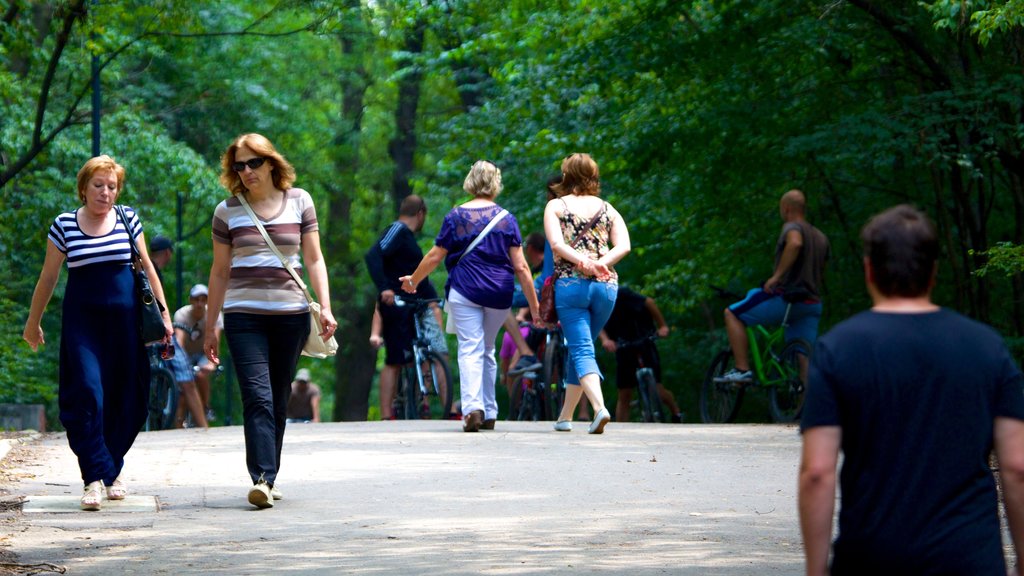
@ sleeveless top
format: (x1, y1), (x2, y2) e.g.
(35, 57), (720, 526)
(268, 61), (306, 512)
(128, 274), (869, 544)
(553, 198), (617, 283)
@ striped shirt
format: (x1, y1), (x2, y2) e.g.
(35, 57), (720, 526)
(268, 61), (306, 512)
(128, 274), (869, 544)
(48, 206), (142, 268)
(212, 188), (319, 315)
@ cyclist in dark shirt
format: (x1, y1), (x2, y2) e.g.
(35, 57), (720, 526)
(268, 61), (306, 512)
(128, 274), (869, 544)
(598, 287), (681, 423)
(720, 189), (829, 382)
(365, 195), (442, 419)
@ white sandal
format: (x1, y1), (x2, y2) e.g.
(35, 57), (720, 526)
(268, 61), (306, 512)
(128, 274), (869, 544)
(106, 476), (127, 500)
(81, 480), (104, 511)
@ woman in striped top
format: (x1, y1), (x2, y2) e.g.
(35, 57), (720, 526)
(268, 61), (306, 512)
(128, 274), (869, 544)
(204, 133), (337, 509)
(23, 155), (173, 510)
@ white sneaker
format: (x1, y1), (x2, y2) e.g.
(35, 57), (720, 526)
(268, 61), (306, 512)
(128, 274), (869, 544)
(248, 481), (273, 509)
(270, 485), (283, 500)
(714, 368), (753, 383)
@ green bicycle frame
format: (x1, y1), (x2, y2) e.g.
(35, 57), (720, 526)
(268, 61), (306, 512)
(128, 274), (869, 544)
(745, 324), (791, 389)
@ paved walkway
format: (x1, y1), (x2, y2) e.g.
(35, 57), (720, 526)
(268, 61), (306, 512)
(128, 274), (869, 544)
(0, 422), (805, 575)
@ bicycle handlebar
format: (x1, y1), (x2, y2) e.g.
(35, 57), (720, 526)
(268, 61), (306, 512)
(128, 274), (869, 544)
(615, 333), (658, 349)
(393, 295), (445, 310)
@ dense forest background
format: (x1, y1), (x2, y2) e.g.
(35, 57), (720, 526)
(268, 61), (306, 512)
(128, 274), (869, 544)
(2, 0), (1023, 424)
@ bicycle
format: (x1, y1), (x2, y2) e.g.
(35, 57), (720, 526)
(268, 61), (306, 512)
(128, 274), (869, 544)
(539, 324), (567, 420)
(700, 288), (810, 424)
(144, 345), (178, 431)
(392, 295), (454, 420)
(507, 360), (547, 421)
(615, 333), (669, 423)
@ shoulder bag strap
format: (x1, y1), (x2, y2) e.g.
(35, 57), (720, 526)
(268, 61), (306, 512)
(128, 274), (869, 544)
(115, 205), (142, 266)
(454, 209), (509, 268)
(237, 193), (315, 305)
(569, 203), (606, 249)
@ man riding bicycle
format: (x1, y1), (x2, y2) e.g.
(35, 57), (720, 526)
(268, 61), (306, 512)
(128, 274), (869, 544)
(365, 195), (446, 419)
(719, 189), (829, 383)
(172, 283), (223, 426)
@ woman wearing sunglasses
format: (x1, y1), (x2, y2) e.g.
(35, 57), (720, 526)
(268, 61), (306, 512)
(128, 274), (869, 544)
(204, 133), (337, 509)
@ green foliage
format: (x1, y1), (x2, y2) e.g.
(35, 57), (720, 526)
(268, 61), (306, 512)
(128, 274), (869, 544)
(3, 0), (1024, 424)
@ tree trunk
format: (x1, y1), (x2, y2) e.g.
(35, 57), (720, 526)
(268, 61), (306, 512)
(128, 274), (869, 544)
(330, 0), (376, 421)
(387, 17), (426, 214)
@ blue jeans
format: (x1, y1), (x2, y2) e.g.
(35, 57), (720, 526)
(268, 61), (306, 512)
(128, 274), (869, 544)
(555, 278), (617, 385)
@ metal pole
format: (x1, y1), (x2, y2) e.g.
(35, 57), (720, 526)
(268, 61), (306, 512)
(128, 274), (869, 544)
(176, 191), (184, 311)
(90, 1), (100, 156)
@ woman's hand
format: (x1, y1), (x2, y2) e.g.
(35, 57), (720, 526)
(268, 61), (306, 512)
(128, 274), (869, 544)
(318, 308), (338, 341)
(22, 322), (44, 352)
(398, 275), (417, 294)
(204, 331), (220, 366)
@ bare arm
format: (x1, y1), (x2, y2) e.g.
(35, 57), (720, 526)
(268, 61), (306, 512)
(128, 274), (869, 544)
(510, 245), (541, 323)
(135, 232), (173, 342)
(23, 241), (66, 351)
(370, 303), (384, 349)
(596, 204), (630, 270)
(399, 245), (448, 293)
(301, 230), (338, 342)
(798, 425), (841, 576)
(205, 241), (233, 365)
(765, 228), (803, 292)
(644, 297), (670, 337)
(996, 416), (1024, 576)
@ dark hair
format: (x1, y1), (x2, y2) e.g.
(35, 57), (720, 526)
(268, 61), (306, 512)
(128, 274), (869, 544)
(399, 194), (426, 217)
(861, 204), (939, 297)
(525, 231), (545, 253)
(546, 173), (563, 200)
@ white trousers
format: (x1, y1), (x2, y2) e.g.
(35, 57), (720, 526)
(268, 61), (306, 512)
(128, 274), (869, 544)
(448, 288), (508, 420)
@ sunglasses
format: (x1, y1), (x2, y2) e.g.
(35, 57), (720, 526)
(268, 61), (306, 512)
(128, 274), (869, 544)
(232, 157), (267, 172)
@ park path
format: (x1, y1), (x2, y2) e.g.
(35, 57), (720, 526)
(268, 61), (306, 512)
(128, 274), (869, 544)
(0, 422), (805, 575)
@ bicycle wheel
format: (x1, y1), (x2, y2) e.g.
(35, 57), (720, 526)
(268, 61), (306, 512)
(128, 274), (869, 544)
(637, 368), (665, 423)
(700, 350), (744, 423)
(424, 351), (454, 419)
(400, 366), (420, 420)
(769, 339), (811, 423)
(543, 336), (565, 419)
(147, 368), (177, 431)
(510, 376), (526, 421)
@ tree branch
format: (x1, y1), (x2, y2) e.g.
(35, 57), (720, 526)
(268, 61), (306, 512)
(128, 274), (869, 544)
(845, 0), (953, 89)
(0, 7), (330, 190)
(32, 0), (86, 149)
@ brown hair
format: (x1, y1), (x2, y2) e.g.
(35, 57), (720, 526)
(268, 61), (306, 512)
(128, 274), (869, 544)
(862, 204), (939, 297)
(76, 155), (125, 204)
(218, 133), (296, 196)
(557, 153), (600, 197)
(399, 194), (426, 217)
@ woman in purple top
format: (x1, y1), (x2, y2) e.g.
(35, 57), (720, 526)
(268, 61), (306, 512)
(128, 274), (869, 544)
(401, 160), (541, 432)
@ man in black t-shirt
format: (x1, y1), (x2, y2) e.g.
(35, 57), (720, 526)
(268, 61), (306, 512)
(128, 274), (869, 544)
(799, 205), (1024, 575)
(598, 287), (681, 423)
(365, 195), (443, 419)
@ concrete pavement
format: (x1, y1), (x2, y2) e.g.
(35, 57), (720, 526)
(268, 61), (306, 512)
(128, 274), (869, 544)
(0, 421), (806, 575)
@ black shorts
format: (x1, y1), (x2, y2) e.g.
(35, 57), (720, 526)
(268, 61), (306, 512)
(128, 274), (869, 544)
(615, 343), (662, 389)
(380, 300), (415, 366)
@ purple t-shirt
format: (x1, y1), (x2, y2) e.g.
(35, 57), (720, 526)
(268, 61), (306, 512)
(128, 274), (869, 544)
(436, 204), (522, 309)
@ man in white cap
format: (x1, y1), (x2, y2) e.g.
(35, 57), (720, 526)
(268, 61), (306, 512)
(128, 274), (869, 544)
(173, 284), (224, 423)
(287, 368), (320, 423)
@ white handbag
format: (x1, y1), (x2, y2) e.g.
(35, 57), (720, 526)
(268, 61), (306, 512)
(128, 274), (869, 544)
(237, 194), (338, 358)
